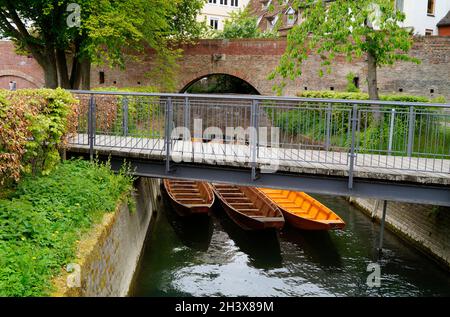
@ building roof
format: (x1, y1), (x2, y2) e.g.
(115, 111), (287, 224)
(437, 10), (450, 27)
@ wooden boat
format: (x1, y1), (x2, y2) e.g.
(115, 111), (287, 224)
(211, 183), (285, 231)
(163, 179), (215, 217)
(258, 188), (345, 231)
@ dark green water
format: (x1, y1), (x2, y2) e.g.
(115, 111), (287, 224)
(131, 193), (450, 297)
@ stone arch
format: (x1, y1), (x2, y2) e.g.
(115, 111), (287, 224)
(178, 72), (261, 94)
(0, 69), (43, 88)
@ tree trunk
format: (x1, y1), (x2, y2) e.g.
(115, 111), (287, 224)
(80, 59), (91, 90)
(56, 48), (70, 88)
(69, 57), (82, 89)
(367, 50), (379, 101)
(42, 58), (59, 89)
(367, 50), (381, 122)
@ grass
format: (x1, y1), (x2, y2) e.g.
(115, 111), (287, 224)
(0, 159), (133, 296)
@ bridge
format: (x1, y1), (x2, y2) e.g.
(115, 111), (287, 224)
(67, 91), (450, 207)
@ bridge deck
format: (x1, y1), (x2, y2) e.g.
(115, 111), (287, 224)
(69, 134), (450, 186)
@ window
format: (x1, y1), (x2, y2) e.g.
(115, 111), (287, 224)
(286, 7), (296, 26)
(230, 0), (239, 7)
(220, 0), (228, 5)
(99, 71), (105, 84)
(427, 0), (435, 16)
(267, 15), (278, 31)
(262, 0), (272, 10)
(208, 0), (217, 3)
(425, 29), (433, 36)
(209, 18), (219, 30)
(395, 0), (404, 12)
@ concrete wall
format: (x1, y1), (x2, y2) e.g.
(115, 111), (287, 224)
(349, 197), (450, 269)
(53, 177), (161, 297)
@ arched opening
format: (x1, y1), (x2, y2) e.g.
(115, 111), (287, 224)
(180, 73), (260, 95)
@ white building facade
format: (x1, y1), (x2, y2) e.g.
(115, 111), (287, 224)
(396, 0), (450, 35)
(199, 0), (251, 31)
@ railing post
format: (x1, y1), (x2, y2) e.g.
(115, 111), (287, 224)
(325, 103), (332, 151)
(165, 97), (174, 173)
(407, 106), (415, 157)
(250, 100), (259, 181)
(378, 200), (388, 255)
(388, 108), (396, 156)
(348, 104), (358, 190)
(122, 97), (129, 137)
(183, 96), (190, 130)
(88, 94), (96, 161)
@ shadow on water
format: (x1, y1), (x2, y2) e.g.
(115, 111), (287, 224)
(212, 205), (283, 269)
(161, 191), (214, 252)
(281, 225), (343, 269)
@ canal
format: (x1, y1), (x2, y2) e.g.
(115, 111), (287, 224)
(131, 192), (450, 297)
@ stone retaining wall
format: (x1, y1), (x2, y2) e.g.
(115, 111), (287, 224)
(349, 197), (450, 270)
(53, 177), (161, 296)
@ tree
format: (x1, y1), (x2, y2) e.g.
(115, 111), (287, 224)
(0, 0), (205, 89)
(270, 0), (419, 100)
(213, 8), (276, 39)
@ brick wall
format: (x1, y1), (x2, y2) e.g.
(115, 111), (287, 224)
(0, 41), (44, 89)
(1, 37), (450, 100)
(93, 37), (450, 100)
(349, 197), (450, 269)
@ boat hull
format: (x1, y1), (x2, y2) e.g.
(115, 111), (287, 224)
(212, 184), (284, 231)
(163, 179), (214, 217)
(258, 188), (345, 231)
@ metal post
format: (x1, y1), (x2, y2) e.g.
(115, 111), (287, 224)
(407, 106), (415, 157)
(378, 200), (388, 255)
(122, 97), (129, 137)
(9, 81), (17, 91)
(184, 97), (190, 131)
(165, 97), (173, 173)
(250, 100), (259, 181)
(348, 104), (358, 189)
(88, 95), (95, 161)
(325, 103), (332, 151)
(388, 108), (396, 156)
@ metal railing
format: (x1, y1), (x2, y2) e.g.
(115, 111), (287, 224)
(69, 91), (450, 188)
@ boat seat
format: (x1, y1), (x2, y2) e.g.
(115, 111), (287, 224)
(250, 216), (284, 222)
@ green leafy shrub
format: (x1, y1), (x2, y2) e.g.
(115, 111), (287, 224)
(0, 159), (133, 296)
(0, 88), (78, 186)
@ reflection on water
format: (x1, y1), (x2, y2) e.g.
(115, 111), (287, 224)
(131, 194), (450, 297)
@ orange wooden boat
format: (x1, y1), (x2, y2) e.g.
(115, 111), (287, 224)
(163, 179), (215, 217)
(212, 183), (285, 231)
(258, 188), (345, 231)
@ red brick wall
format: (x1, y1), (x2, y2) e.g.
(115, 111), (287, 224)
(93, 37), (450, 100)
(0, 41), (44, 89)
(2, 37), (450, 101)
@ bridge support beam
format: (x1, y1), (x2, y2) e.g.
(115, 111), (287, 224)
(66, 152), (450, 207)
(378, 200), (388, 256)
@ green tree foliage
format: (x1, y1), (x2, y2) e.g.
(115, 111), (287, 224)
(270, 0), (420, 99)
(0, 0), (205, 89)
(213, 8), (276, 39)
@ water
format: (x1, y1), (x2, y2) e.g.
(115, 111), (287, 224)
(131, 193), (450, 297)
